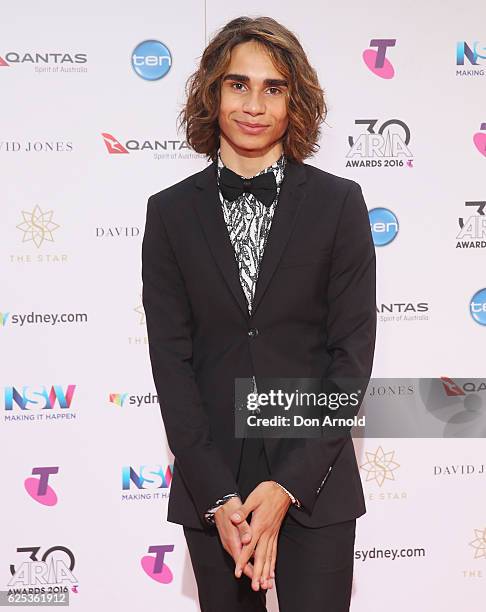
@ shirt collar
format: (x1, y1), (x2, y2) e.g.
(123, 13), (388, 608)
(216, 147), (286, 189)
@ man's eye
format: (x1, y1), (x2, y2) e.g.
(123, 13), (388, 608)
(268, 87), (282, 95)
(231, 82), (245, 91)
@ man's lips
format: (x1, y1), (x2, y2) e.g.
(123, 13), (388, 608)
(236, 121), (269, 128)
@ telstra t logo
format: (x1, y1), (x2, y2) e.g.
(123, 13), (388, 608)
(473, 123), (486, 157)
(24, 467), (59, 506)
(363, 39), (396, 79)
(141, 545), (174, 583)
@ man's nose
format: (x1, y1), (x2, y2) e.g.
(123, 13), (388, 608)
(242, 90), (266, 115)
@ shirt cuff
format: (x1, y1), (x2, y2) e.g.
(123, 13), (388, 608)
(272, 481), (302, 509)
(204, 492), (240, 525)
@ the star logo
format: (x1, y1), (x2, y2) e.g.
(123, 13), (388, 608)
(134, 299), (145, 325)
(16, 205), (60, 248)
(359, 446), (400, 487)
(469, 527), (486, 559)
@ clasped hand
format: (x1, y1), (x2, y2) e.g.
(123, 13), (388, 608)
(214, 480), (291, 591)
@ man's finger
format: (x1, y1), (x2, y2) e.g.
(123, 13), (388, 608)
(260, 533), (275, 589)
(234, 538), (257, 578)
(227, 534), (254, 580)
(250, 534), (269, 591)
(236, 518), (252, 544)
(270, 534), (278, 579)
(230, 501), (253, 524)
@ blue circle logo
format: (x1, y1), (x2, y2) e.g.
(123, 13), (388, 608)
(369, 207), (399, 246)
(131, 40), (172, 81)
(470, 288), (486, 325)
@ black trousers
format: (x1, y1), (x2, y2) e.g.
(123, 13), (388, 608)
(183, 438), (356, 612)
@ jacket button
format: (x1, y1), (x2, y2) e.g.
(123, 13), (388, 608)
(248, 328), (259, 338)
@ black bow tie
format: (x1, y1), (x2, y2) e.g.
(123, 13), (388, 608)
(218, 165), (277, 207)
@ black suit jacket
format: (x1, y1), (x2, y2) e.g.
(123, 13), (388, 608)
(142, 158), (376, 530)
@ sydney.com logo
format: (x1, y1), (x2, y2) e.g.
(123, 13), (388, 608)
(1, 311), (88, 327)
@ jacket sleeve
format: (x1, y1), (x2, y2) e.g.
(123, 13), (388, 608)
(142, 194), (239, 524)
(269, 180), (377, 516)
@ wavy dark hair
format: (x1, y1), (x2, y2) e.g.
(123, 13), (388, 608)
(177, 16), (326, 163)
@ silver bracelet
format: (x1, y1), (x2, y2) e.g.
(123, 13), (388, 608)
(204, 492), (240, 525)
(273, 481), (301, 508)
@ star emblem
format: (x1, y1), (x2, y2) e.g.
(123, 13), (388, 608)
(469, 528), (486, 559)
(16, 205), (60, 248)
(134, 298), (145, 325)
(359, 446), (400, 487)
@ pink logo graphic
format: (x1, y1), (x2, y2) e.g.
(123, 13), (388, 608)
(102, 133), (129, 154)
(0, 56), (9, 67)
(141, 545), (174, 583)
(363, 39), (396, 79)
(24, 467), (59, 506)
(473, 123), (486, 157)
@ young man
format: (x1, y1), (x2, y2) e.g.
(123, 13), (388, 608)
(142, 15), (376, 612)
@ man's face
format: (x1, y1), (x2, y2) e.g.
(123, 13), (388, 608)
(218, 41), (289, 156)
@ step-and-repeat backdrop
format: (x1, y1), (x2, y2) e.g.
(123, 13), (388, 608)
(2, 1), (485, 610)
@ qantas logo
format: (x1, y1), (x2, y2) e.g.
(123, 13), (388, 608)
(440, 377), (465, 397)
(102, 133), (129, 154)
(101, 132), (188, 154)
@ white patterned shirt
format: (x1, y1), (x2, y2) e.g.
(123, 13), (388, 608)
(216, 148), (286, 315)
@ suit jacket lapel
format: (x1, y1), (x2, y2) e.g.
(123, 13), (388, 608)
(193, 162), (249, 318)
(251, 160), (306, 316)
(193, 158), (307, 319)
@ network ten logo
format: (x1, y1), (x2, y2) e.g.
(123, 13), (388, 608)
(369, 208), (399, 247)
(4, 385), (77, 422)
(131, 40), (172, 81)
(363, 39), (396, 79)
(24, 467), (59, 506)
(469, 288), (486, 326)
(141, 545), (175, 584)
(121, 464), (173, 500)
